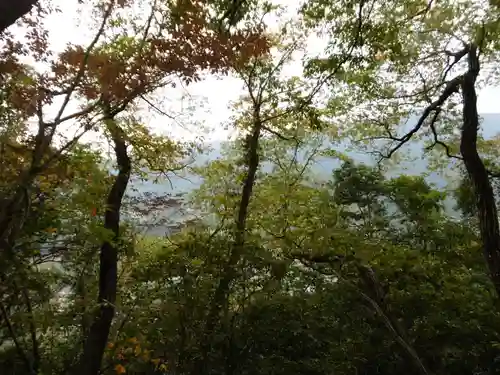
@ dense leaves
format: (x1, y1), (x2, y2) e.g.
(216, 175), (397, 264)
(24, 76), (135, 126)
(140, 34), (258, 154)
(1, 0), (500, 375)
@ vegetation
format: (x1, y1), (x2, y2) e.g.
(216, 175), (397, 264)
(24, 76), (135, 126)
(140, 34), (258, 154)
(1, 0), (500, 374)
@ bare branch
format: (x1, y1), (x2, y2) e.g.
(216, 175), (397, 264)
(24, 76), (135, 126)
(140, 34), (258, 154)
(140, 94), (178, 120)
(261, 124), (293, 141)
(383, 75), (463, 159)
(425, 111), (463, 161)
(55, 100), (103, 125)
(442, 46), (468, 81)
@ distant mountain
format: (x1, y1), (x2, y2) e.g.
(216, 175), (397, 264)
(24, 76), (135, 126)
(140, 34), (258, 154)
(128, 113), (500, 236)
(480, 113), (500, 138)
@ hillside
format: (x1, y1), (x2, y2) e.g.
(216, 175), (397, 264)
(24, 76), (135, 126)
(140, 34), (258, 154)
(128, 113), (500, 236)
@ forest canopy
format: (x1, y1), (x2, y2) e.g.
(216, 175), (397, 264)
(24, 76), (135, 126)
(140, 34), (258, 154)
(1, 0), (500, 374)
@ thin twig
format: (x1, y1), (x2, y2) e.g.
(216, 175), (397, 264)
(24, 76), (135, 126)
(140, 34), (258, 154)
(52, 2), (114, 125)
(382, 74), (463, 160)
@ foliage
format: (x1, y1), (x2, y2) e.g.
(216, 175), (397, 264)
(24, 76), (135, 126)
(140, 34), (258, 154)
(1, 0), (500, 375)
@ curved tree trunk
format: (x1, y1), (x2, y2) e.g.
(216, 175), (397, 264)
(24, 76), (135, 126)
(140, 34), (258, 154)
(195, 112), (262, 375)
(459, 45), (500, 298)
(0, 0), (38, 33)
(77, 118), (131, 375)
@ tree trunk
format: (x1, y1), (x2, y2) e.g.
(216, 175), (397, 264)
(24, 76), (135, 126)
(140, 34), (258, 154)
(195, 115), (262, 375)
(0, 0), (38, 33)
(459, 44), (500, 298)
(76, 119), (131, 375)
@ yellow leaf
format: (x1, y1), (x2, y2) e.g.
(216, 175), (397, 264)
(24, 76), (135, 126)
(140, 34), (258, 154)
(134, 345), (141, 356)
(128, 337), (139, 344)
(151, 358), (160, 365)
(374, 50), (386, 61)
(115, 364), (126, 374)
(159, 363), (168, 371)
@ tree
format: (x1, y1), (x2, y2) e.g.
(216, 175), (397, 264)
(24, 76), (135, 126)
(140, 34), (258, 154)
(186, 139), (500, 375)
(0, 0), (38, 33)
(3, 1), (500, 374)
(300, 0), (500, 299)
(0, 0), (269, 374)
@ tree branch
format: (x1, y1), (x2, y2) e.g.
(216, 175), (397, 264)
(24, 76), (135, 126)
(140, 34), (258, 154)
(459, 44), (500, 299)
(293, 252), (429, 375)
(53, 2), (113, 125)
(0, 0), (37, 33)
(77, 112), (131, 375)
(383, 75), (463, 159)
(0, 300), (33, 374)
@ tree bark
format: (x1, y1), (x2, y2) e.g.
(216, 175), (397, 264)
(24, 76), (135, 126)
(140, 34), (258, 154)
(0, 0), (38, 33)
(76, 119), (131, 375)
(459, 44), (500, 298)
(195, 113), (262, 375)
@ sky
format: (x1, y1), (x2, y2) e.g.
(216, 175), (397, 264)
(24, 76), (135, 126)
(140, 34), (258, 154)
(11, 0), (500, 143)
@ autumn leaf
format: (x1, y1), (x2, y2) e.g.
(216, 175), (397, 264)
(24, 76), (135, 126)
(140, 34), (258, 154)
(141, 351), (151, 361)
(115, 364), (126, 374)
(127, 337), (139, 344)
(151, 358), (160, 366)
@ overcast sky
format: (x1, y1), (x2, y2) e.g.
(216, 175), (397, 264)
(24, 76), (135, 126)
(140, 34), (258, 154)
(16, 0), (500, 143)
